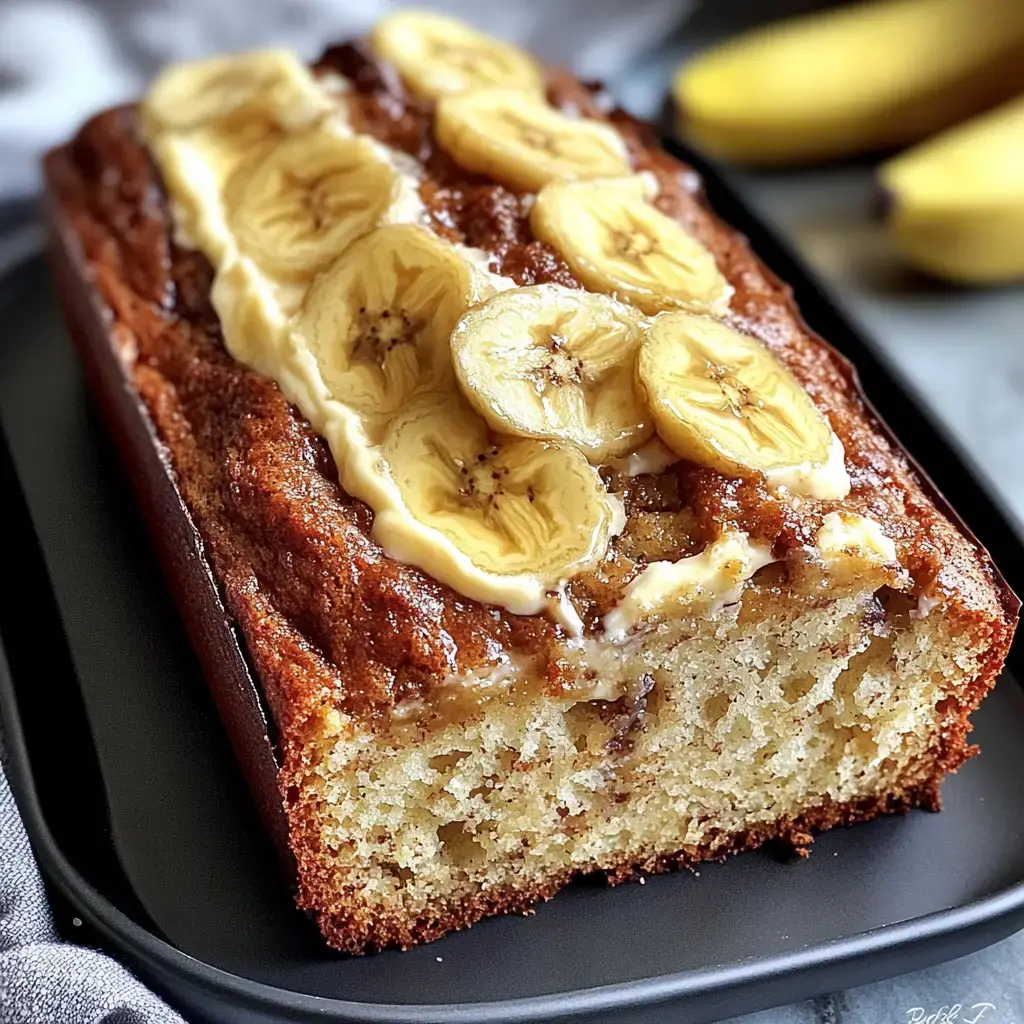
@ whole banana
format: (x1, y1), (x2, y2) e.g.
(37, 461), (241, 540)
(878, 95), (1024, 284)
(674, 0), (1024, 166)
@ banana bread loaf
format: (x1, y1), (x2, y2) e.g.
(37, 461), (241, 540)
(44, 11), (1017, 954)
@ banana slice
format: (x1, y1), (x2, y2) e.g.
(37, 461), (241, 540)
(225, 129), (406, 282)
(532, 176), (733, 315)
(149, 109), (289, 258)
(141, 49), (332, 136)
(371, 10), (542, 98)
(435, 88), (630, 193)
(451, 284), (652, 462)
(638, 313), (849, 499)
(197, 108), (290, 182)
(380, 393), (619, 581)
(295, 225), (489, 428)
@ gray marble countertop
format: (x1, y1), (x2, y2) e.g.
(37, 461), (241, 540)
(612, 30), (1024, 1024)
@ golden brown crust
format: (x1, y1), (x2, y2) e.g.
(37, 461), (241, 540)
(45, 77), (1015, 730)
(43, 38), (1018, 955)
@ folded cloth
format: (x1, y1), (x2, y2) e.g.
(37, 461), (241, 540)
(0, 760), (184, 1024)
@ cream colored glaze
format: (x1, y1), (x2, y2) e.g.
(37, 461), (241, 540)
(815, 510), (897, 565)
(603, 532), (776, 640)
(764, 431), (850, 501)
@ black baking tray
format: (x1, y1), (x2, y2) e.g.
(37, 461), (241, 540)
(2, 134), (1024, 1024)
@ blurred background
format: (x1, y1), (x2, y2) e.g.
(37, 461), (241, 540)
(0, 0), (850, 198)
(0, 0), (1021, 523)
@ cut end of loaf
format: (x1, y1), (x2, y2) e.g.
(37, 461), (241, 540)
(284, 578), (994, 953)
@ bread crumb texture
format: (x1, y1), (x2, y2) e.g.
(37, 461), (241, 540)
(287, 581), (994, 951)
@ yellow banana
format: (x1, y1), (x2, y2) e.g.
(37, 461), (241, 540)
(674, 0), (1024, 166)
(878, 95), (1024, 284)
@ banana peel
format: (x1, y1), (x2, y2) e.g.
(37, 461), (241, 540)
(673, 0), (1024, 167)
(878, 95), (1024, 284)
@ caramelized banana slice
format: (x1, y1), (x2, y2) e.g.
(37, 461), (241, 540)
(435, 88), (630, 192)
(638, 313), (849, 499)
(225, 129), (415, 282)
(452, 284), (652, 462)
(380, 394), (619, 581)
(296, 225), (489, 426)
(372, 10), (542, 98)
(141, 50), (331, 135)
(532, 175), (733, 315)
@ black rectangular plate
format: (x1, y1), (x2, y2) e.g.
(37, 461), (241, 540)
(2, 137), (1024, 1024)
